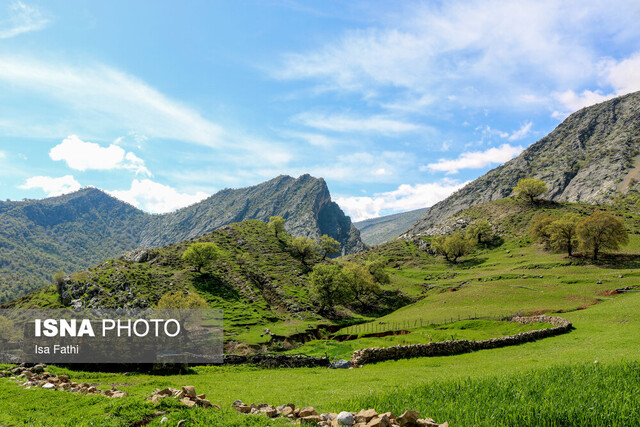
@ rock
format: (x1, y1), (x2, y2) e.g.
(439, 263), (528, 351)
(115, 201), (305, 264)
(59, 375), (70, 382)
(196, 393), (206, 399)
(31, 364), (46, 374)
(42, 382), (55, 390)
(182, 386), (197, 398)
(416, 419), (439, 427)
(366, 414), (390, 427)
(281, 406), (294, 416)
(262, 405), (278, 417)
(157, 387), (173, 396)
(356, 409), (379, 423)
(160, 417), (169, 424)
(337, 411), (355, 426)
(199, 399), (212, 409)
(330, 359), (351, 369)
(300, 415), (322, 424)
(180, 398), (197, 408)
(396, 410), (420, 427)
(299, 407), (318, 417)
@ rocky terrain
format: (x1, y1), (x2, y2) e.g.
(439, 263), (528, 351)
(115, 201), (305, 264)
(0, 174), (364, 302)
(406, 90), (640, 237)
(354, 208), (428, 246)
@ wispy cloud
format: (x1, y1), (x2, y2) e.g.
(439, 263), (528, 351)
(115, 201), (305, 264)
(425, 143), (523, 174)
(109, 179), (208, 214)
(508, 121), (533, 141)
(274, 0), (640, 114)
(0, 1), (48, 39)
(50, 135), (151, 176)
(19, 175), (81, 196)
(335, 179), (467, 221)
(0, 56), (224, 146)
(294, 112), (423, 134)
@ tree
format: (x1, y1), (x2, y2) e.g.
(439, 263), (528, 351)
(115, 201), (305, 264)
(157, 290), (209, 309)
(309, 264), (346, 312)
(366, 258), (391, 285)
(182, 242), (220, 273)
(465, 219), (492, 244)
(577, 211), (629, 259)
(529, 213), (556, 248)
(291, 236), (319, 265)
(318, 234), (341, 260)
(268, 216), (286, 239)
(547, 214), (581, 256)
(432, 233), (474, 263)
(514, 178), (547, 204)
(342, 262), (380, 306)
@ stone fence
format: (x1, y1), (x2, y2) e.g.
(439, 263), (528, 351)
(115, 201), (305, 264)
(350, 315), (572, 366)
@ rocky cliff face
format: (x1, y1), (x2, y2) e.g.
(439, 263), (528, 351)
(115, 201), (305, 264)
(141, 174), (365, 254)
(406, 90), (640, 236)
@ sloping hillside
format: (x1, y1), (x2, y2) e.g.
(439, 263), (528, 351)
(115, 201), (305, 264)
(355, 208), (428, 246)
(0, 175), (364, 302)
(406, 91), (640, 236)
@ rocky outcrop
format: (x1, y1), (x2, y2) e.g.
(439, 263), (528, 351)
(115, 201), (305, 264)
(406, 91), (640, 237)
(351, 315), (571, 365)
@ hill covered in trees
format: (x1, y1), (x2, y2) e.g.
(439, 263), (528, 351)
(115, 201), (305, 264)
(0, 175), (364, 302)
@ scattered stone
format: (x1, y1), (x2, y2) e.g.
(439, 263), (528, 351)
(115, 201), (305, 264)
(337, 411), (355, 426)
(330, 359), (351, 369)
(356, 408), (378, 423)
(182, 385), (197, 398)
(160, 417), (169, 424)
(397, 410), (420, 426)
(42, 382), (55, 390)
(299, 406), (319, 417)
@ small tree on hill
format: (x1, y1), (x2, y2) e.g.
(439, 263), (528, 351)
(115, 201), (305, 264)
(342, 262), (380, 307)
(547, 214), (581, 257)
(529, 213), (556, 249)
(309, 264), (346, 312)
(291, 236), (319, 265)
(366, 257), (391, 285)
(514, 178), (547, 204)
(465, 219), (492, 244)
(432, 233), (474, 264)
(318, 234), (341, 260)
(182, 242), (220, 273)
(157, 290), (209, 309)
(268, 216), (286, 239)
(577, 211), (629, 260)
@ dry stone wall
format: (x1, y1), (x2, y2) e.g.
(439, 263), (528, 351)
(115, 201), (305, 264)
(351, 315), (572, 366)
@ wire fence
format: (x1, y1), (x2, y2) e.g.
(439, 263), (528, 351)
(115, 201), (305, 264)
(337, 313), (516, 336)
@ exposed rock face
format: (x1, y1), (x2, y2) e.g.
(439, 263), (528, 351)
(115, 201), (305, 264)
(141, 174), (365, 255)
(406, 91), (640, 236)
(354, 208), (428, 246)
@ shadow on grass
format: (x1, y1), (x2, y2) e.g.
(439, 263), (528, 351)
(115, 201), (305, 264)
(192, 273), (242, 301)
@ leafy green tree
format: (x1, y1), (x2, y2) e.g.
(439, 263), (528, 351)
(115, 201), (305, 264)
(309, 264), (346, 312)
(548, 214), (581, 256)
(342, 262), (380, 306)
(432, 232), (474, 264)
(318, 234), (341, 260)
(465, 219), (492, 244)
(577, 211), (629, 259)
(529, 213), (556, 249)
(157, 290), (209, 309)
(182, 242), (220, 273)
(514, 178), (547, 204)
(366, 258), (391, 285)
(291, 236), (319, 265)
(268, 216), (286, 239)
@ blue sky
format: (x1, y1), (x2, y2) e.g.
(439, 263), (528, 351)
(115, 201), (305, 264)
(0, 0), (639, 220)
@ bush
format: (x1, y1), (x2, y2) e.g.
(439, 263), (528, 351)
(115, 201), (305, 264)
(157, 290), (208, 309)
(182, 242), (220, 273)
(514, 178), (547, 203)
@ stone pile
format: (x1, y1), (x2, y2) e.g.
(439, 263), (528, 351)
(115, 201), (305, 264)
(148, 386), (220, 409)
(232, 401), (447, 427)
(351, 315), (572, 365)
(0, 363), (126, 397)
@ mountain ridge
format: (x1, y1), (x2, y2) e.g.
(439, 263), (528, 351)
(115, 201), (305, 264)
(406, 90), (640, 236)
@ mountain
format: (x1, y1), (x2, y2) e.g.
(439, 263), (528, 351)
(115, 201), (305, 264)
(406, 90), (640, 236)
(354, 208), (428, 246)
(141, 174), (365, 254)
(0, 175), (364, 302)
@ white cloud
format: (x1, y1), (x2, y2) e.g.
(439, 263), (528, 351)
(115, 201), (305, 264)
(552, 89), (615, 115)
(336, 179), (468, 221)
(0, 150), (5, 159)
(109, 179), (208, 214)
(508, 121), (533, 141)
(0, 56), (224, 146)
(605, 52), (640, 94)
(425, 143), (523, 174)
(19, 175), (81, 196)
(0, 1), (48, 39)
(309, 151), (411, 182)
(295, 112), (422, 134)
(49, 135), (151, 175)
(274, 1), (640, 113)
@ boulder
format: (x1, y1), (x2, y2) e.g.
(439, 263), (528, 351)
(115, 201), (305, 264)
(299, 407), (319, 417)
(366, 414), (390, 427)
(330, 359), (351, 369)
(356, 409), (378, 423)
(42, 383), (55, 390)
(337, 411), (355, 426)
(180, 398), (197, 408)
(397, 410), (420, 427)
(182, 386), (197, 398)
